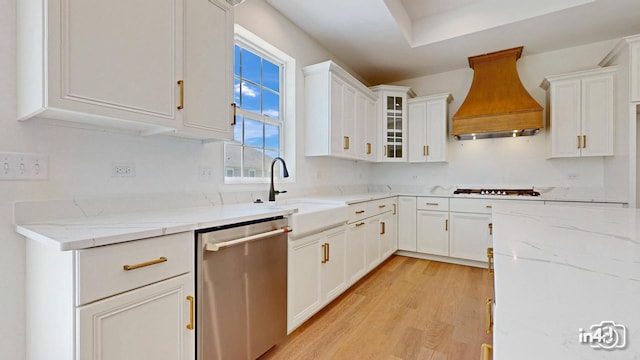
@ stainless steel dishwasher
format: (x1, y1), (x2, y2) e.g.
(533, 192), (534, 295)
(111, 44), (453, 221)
(196, 216), (290, 360)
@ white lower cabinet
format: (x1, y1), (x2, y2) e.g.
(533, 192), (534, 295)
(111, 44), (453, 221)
(380, 210), (398, 259)
(416, 210), (449, 256)
(288, 225), (346, 332)
(26, 232), (195, 360)
(397, 196), (417, 251)
(77, 274), (193, 360)
(365, 216), (382, 270)
(346, 220), (367, 285)
(449, 212), (492, 262)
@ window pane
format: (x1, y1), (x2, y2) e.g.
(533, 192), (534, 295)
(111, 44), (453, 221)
(264, 123), (280, 149)
(224, 144), (242, 178)
(234, 77), (240, 106)
(234, 45), (241, 77)
(243, 118), (264, 147)
(243, 147), (264, 177)
(240, 81), (261, 113)
(241, 49), (261, 84)
(263, 60), (280, 92)
(263, 90), (280, 119)
(233, 114), (242, 142)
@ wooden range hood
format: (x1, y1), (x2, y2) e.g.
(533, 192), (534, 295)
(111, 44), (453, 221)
(452, 46), (543, 140)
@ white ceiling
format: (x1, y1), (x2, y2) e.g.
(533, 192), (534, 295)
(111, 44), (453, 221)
(264, 0), (640, 85)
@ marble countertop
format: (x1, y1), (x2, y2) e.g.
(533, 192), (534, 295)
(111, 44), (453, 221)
(492, 203), (640, 359)
(16, 203), (296, 251)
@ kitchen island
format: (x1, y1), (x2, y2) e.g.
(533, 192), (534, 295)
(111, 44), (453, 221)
(492, 203), (640, 359)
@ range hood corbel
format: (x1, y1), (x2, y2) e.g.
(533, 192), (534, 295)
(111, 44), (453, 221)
(452, 46), (543, 140)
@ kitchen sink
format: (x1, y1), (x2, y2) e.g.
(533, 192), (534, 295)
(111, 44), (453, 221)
(260, 199), (349, 239)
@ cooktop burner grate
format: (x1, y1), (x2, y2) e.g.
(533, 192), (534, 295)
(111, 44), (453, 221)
(453, 188), (541, 196)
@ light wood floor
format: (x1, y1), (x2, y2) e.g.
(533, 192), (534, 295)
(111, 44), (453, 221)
(260, 255), (494, 360)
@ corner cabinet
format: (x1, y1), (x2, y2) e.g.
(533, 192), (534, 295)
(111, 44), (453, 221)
(303, 61), (378, 161)
(408, 93), (453, 163)
(17, 0), (234, 141)
(541, 67), (616, 158)
(26, 232), (195, 360)
(370, 85), (416, 162)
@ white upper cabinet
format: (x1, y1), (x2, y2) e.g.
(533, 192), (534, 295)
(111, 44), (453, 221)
(175, 0), (234, 140)
(631, 40), (640, 103)
(303, 61), (378, 161)
(370, 85), (415, 162)
(18, 0), (234, 141)
(542, 67), (616, 158)
(408, 93), (452, 163)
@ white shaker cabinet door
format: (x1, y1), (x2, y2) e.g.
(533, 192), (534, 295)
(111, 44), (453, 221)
(449, 212), (493, 262)
(346, 221), (367, 285)
(180, 0), (234, 139)
(416, 210), (449, 256)
(77, 273), (194, 360)
(549, 79), (582, 158)
(20, 0), (184, 128)
(580, 74), (614, 157)
(397, 196), (417, 251)
(288, 234), (322, 331)
(321, 227), (347, 302)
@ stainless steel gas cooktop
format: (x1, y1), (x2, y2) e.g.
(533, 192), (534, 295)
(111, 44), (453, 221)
(453, 188), (541, 196)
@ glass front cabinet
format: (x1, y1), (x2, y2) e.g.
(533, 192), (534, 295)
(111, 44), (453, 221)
(370, 85), (415, 162)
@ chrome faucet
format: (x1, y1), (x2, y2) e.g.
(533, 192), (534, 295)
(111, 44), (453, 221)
(269, 157), (289, 202)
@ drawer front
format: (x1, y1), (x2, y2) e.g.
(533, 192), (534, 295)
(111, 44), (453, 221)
(76, 231), (193, 305)
(370, 197), (397, 216)
(348, 197), (397, 223)
(348, 202), (370, 223)
(450, 198), (537, 214)
(416, 197), (449, 211)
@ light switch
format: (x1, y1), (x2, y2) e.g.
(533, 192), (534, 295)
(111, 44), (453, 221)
(0, 152), (49, 180)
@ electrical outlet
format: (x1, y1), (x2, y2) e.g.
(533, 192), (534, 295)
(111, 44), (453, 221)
(199, 166), (214, 181)
(112, 163), (136, 177)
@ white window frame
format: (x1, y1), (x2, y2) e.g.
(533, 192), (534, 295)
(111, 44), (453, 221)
(225, 25), (296, 184)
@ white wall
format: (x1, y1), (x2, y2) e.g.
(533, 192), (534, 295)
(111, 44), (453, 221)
(0, 1), (368, 358)
(371, 39), (629, 198)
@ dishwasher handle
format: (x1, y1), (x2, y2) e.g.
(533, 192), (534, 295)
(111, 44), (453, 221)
(205, 227), (292, 252)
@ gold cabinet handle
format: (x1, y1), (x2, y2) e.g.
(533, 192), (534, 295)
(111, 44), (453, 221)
(488, 223), (493, 236)
(392, 203), (396, 215)
(344, 136), (350, 150)
(366, 142), (372, 154)
(378, 204), (386, 208)
(577, 135), (582, 149)
(355, 210), (365, 214)
(485, 205), (492, 209)
(583, 135), (587, 149)
(445, 219), (448, 231)
(231, 102), (237, 125)
(327, 243), (330, 262)
(380, 221), (386, 235)
(487, 247), (494, 274)
(355, 221), (365, 227)
(481, 343), (493, 360)
(177, 80), (184, 110)
(423, 145), (429, 156)
(123, 257), (167, 271)
(486, 298), (493, 334)
(383, 145), (387, 157)
(186, 296), (195, 330)
(321, 243), (327, 263)
(426, 202), (439, 206)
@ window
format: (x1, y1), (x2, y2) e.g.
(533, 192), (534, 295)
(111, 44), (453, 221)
(225, 26), (295, 183)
